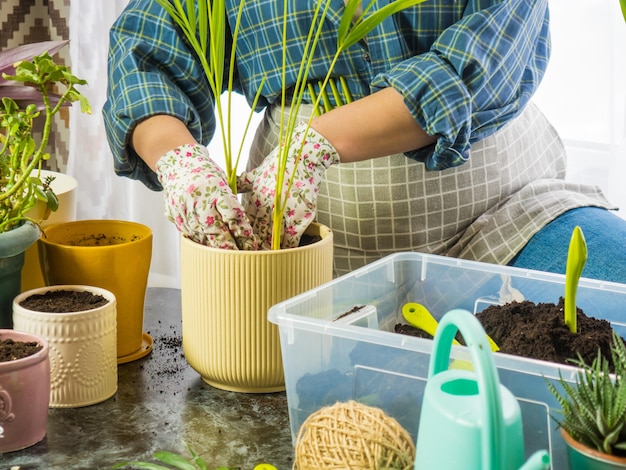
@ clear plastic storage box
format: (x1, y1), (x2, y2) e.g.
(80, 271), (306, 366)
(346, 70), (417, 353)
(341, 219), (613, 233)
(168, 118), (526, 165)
(268, 252), (626, 469)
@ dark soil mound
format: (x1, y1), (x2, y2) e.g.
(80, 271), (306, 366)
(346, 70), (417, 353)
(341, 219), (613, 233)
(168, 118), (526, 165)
(0, 339), (43, 361)
(396, 297), (621, 370)
(19, 289), (109, 313)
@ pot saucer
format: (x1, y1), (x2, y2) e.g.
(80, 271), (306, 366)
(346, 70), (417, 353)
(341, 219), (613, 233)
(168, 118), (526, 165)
(117, 332), (153, 364)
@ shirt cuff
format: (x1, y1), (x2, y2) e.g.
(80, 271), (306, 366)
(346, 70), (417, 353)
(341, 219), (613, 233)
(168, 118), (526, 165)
(372, 52), (472, 170)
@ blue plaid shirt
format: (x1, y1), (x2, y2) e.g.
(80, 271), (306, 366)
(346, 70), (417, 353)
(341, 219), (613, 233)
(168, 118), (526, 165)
(103, 0), (550, 190)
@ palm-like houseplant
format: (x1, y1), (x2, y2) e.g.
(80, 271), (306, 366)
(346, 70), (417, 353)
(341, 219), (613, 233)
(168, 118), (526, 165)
(153, 0), (427, 392)
(156, 0), (426, 250)
(0, 40), (90, 327)
(546, 331), (626, 467)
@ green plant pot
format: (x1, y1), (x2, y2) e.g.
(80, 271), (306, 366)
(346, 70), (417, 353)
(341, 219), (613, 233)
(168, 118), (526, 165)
(0, 222), (40, 328)
(562, 429), (626, 469)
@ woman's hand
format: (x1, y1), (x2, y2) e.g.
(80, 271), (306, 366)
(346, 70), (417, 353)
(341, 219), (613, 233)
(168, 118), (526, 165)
(238, 123), (339, 248)
(156, 143), (263, 250)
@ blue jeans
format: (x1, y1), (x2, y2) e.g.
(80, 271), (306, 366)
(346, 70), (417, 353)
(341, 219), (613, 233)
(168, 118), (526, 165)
(508, 207), (626, 285)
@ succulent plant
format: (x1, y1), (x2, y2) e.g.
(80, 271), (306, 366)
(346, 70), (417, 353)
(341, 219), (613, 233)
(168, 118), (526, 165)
(547, 330), (626, 456)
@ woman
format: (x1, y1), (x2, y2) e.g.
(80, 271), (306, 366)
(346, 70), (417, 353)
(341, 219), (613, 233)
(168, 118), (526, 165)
(103, 0), (624, 282)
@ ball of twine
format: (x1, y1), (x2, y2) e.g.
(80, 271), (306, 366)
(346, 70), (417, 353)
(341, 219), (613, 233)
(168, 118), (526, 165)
(293, 400), (415, 470)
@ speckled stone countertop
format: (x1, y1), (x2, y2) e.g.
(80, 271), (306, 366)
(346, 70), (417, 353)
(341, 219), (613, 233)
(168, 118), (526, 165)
(0, 288), (294, 470)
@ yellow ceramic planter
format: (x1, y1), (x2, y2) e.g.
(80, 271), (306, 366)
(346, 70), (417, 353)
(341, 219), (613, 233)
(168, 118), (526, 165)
(181, 222), (333, 393)
(21, 170), (78, 292)
(38, 220), (153, 363)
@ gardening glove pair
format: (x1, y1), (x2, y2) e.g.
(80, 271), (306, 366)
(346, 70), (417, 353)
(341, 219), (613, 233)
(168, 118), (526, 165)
(238, 123), (340, 248)
(156, 143), (263, 250)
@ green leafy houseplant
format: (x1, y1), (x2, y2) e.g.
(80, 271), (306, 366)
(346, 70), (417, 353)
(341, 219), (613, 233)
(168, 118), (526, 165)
(155, 0), (427, 250)
(0, 40), (91, 233)
(546, 331), (626, 458)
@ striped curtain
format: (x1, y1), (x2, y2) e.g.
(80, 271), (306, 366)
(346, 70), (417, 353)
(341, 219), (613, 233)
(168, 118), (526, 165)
(0, 0), (71, 172)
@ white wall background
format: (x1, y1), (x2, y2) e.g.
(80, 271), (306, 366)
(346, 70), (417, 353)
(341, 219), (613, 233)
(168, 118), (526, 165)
(68, 0), (626, 289)
(533, 0), (626, 217)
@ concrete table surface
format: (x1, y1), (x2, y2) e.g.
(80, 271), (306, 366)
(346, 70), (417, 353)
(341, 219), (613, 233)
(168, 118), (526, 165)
(0, 288), (294, 470)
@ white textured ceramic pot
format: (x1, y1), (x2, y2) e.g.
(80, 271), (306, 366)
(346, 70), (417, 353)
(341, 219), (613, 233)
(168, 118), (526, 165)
(0, 329), (50, 453)
(181, 222), (333, 393)
(12, 285), (117, 408)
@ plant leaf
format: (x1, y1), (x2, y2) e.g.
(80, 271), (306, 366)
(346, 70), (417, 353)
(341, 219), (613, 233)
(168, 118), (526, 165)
(0, 40), (68, 84)
(111, 463), (173, 470)
(341, 0), (428, 50)
(337, 0), (363, 44)
(153, 451), (198, 470)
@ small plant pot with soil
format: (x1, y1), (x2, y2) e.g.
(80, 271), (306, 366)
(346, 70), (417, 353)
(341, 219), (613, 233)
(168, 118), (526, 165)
(12, 285), (117, 408)
(38, 219), (153, 363)
(0, 329), (50, 453)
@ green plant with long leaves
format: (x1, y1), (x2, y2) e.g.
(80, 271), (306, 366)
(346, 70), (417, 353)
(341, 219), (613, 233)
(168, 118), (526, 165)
(155, 0), (267, 193)
(270, 0), (428, 249)
(546, 331), (626, 456)
(0, 42), (91, 233)
(156, 0), (428, 250)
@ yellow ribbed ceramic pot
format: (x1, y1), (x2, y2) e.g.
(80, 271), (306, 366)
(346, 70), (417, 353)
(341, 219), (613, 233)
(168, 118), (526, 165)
(181, 222), (333, 393)
(38, 220), (153, 363)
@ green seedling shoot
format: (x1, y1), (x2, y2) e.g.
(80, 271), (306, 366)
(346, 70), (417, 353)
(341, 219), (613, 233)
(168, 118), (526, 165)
(564, 226), (587, 334)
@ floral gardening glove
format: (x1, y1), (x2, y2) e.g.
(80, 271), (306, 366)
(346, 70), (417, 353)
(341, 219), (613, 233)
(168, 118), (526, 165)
(238, 123), (339, 248)
(156, 143), (262, 250)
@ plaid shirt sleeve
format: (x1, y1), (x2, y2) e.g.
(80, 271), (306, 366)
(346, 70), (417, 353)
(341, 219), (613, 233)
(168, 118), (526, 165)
(103, 0), (220, 190)
(103, 0), (550, 189)
(371, 0), (550, 170)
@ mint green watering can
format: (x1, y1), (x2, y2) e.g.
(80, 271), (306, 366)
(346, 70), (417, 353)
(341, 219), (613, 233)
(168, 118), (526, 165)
(414, 309), (551, 470)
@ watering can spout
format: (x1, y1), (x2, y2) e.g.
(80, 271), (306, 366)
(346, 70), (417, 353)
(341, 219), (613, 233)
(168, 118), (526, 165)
(518, 450), (550, 470)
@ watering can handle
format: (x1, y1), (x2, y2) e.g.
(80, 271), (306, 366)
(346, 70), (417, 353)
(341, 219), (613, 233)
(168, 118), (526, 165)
(429, 309), (504, 470)
(430, 310), (551, 470)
